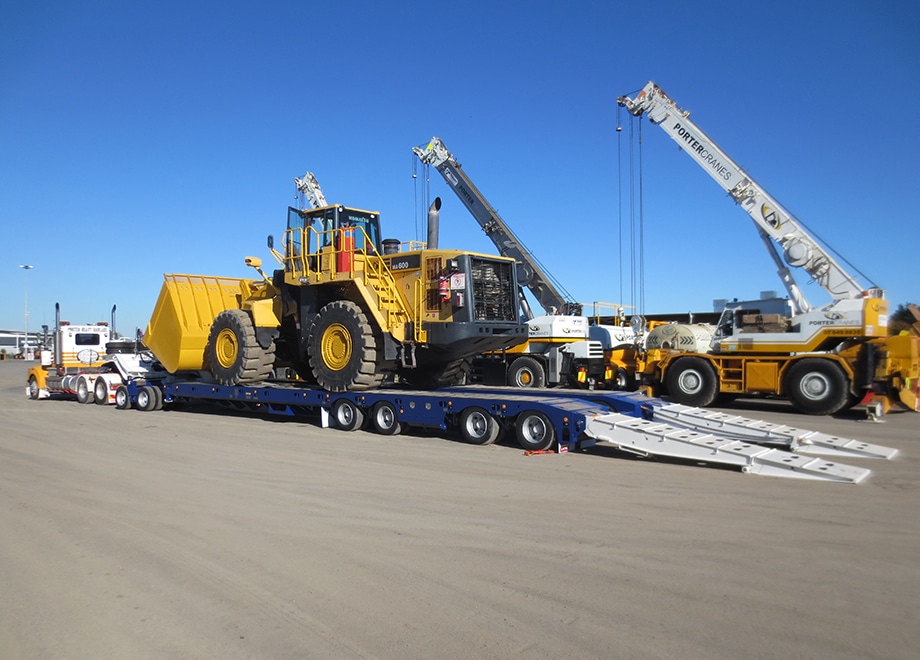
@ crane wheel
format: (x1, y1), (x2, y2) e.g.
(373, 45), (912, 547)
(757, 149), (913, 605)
(785, 359), (848, 415)
(665, 357), (719, 407)
(459, 406), (500, 445)
(515, 410), (555, 452)
(206, 309), (274, 386)
(308, 300), (383, 392)
(508, 356), (545, 388)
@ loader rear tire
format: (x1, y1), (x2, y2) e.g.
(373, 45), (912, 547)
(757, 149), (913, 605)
(308, 300), (383, 392)
(406, 357), (470, 389)
(665, 357), (719, 407)
(206, 309), (274, 386)
(785, 358), (849, 415)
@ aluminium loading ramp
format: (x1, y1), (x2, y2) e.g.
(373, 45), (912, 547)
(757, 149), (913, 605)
(460, 387), (896, 483)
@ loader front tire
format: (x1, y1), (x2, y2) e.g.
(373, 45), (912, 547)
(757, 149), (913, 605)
(206, 309), (274, 386)
(308, 300), (383, 392)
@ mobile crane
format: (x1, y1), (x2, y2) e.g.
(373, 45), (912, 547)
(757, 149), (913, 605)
(617, 81), (919, 415)
(414, 137), (613, 389)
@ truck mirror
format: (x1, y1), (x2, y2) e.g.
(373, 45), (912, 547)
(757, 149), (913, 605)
(267, 235), (274, 249)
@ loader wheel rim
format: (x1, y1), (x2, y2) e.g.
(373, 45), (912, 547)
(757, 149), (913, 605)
(321, 322), (352, 371)
(214, 328), (240, 369)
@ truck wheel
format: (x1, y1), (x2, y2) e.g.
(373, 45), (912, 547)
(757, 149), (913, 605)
(28, 376), (40, 400)
(459, 407), (500, 445)
(94, 378), (110, 405)
(137, 385), (158, 412)
(371, 401), (402, 435)
(76, 376), (95, 404)
(206, 309), (274, 386)
(515, 410), (555, 451)
(308, 301), (383, 392)
(508, 356), (545, 388)
(114, 386), (130, 410)
(665, 357), (718, 407)
(331, 398), (364, 431)
(785, 359), (848, 415)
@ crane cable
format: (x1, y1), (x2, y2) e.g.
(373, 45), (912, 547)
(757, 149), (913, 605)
(617, 110), (646, 318)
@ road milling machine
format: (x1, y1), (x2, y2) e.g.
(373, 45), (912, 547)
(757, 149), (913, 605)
(143, 181), (527, 392)
(616, 81), (919, 415)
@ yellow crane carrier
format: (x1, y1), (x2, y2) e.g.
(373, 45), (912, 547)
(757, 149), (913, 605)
(616, 82), (919, 415)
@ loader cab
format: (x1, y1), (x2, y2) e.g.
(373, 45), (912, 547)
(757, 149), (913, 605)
(287, 205), (382, 256)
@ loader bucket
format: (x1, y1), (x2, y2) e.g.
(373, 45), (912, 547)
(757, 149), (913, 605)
(144, 274), (253, 373)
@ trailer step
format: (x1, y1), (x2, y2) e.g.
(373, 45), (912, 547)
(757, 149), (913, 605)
(650, 404), (897, 460)
(584, 413), (871, 483)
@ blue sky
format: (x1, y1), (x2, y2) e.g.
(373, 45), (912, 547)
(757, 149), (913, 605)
(2, 0), (917, 334)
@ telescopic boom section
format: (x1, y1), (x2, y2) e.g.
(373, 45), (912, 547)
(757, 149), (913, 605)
(414, 137), (581, 319)
(617, 82), (878, 308)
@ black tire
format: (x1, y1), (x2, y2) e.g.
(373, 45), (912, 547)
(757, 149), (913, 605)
(371, 401), (402, 435)
(114, 386), (130, 410)
(405, 357), (470, 389)
(76, 376), (95, 404)
(28, 376), (40, 400)
(785, 359), (849, 415)
(137, 385), (159, 412)
(665, 357), (719, 407)
(308, 301), (383, 392)
(94, 378), (109, 405)
(612, 368), (630, 391)
(507, 356), (546, 388)
(459, 407), (500, 445)
(331, 398), (365, 431)
(151, 385), (164, 411)
(206, 309), (274, 386)
(515, 410), (555, 451)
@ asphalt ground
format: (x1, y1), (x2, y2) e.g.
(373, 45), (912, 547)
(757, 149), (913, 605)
(1, 359), (917, 659)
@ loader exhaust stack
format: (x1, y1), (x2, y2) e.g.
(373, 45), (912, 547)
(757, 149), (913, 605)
(427, 197), (441, 249)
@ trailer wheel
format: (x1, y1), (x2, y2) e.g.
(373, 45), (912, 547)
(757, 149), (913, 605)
(93, 378), (110, 405)
(308, 300), (383, 392)
(137, 385), (160, 412)
(331, 398), (365, 431)
(206, 309), (274, 386)
(785, 359), (849, 415)
(76, 376), (95, 404)
(28, 376), (40, 400)
(508, 356), (545, 388)
(114, 386), (131, 410)
(371, 401), (402, 435)
(459, 407), (500, 445)
(665, 357), (718, 407)
(515, 410), (555, 451)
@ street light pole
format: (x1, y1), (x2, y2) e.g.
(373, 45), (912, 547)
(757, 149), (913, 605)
(19, 265), (33, 358)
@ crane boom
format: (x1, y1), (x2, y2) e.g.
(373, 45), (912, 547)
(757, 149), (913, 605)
(617, 82), (879, 309)
(414, 137), (581, 318)
(294, 172), (328, 209)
